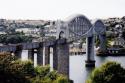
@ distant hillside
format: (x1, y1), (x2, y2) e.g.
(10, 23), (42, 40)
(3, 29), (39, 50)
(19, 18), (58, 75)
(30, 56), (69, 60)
(0, 19), (53, 29)
(0, 16), (125, 32)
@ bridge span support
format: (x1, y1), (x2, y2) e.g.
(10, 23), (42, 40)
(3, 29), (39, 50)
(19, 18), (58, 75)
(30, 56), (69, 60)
(56, 40), (69, 78)
(14, 45), (22, 59)
(99, 34), (106, 52)
(53, 45), (58, 70)
(28, 49), (34, 62)
(44, 46), (50, 65)
(85, 36), (95, 67)
(37, 47), (43, 65)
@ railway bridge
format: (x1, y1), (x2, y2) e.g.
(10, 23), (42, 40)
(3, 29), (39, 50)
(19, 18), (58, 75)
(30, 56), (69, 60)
(0, 14), (106, 78)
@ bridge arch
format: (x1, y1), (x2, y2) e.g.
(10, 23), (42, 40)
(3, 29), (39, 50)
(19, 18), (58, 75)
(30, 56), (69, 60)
(66, 14), (93, 41)
(93, 19), (106, 52)
(56, 14), (96, 67)
(56, 14), (94, 41)
(93, 19), (106, 35)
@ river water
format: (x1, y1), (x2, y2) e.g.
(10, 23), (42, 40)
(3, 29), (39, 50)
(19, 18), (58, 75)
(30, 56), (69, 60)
(70, 55), (125, 83)
(21, 50), (125, 83)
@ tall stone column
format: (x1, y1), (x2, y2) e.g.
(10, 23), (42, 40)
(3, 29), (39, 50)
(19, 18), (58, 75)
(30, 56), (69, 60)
(14, 45), (22, 59)
(85, 36), (95, 67)
(53, 46), (58, 70)
(56, 42), (69, 78)
(14, 50), (22, 59)
(45, 46), (50, 65)
(28, 49), (34, 62)
(37, 47), (43, 66)
(99, 34), (106, 52)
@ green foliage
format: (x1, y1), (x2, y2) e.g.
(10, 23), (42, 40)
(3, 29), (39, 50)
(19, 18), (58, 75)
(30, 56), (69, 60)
(95, 36), (100, 47)
(122, 31), (125, 40)
(0, 52), (69, 83)
(86, 61), (125, 83)
(45, 71), (58, 80)
(106, 38), (112, 48)
(54, 75), (69, 83)
(31, 67), (69, 83)
(34, 65), (50, 77)
(0, 33), (32, 44)
(106, 31), (115, 40)
(0, 52), (15, 71)
(0, 52), (31, 83)
(10, 60), (34, 75)
(0, 34), (8, 43)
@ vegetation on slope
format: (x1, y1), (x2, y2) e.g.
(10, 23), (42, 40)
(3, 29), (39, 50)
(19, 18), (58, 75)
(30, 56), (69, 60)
(86, 61), (125, 83)
(0, 52), (69, 83)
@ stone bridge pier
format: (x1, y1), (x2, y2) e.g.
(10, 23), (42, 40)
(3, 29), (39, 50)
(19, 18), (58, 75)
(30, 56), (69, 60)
(14, 45), (23, 59)
(28, 49), (34, 63)
(85, 36), (95, 67)
(37, 45), (44, 65)
(55, 39), (69, 77)
(44, 46), (50, 65)
(44, 39), (69, 77)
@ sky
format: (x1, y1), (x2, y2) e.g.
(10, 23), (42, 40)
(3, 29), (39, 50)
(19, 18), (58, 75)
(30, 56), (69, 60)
(0, 0), (125, 20)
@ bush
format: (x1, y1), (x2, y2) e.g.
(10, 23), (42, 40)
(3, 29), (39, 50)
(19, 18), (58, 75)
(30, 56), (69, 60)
(9, 60), (34, 76)
(86, 61), (125, 83)
(0, 52), (69, 83)
(0, 34), (32, 44)
(0, 52), (15, 72)
(54, 75), (69, 83)
(34, 65), (50, 77)
(0, 52), (31, 83)
(32, 68), (69, 83)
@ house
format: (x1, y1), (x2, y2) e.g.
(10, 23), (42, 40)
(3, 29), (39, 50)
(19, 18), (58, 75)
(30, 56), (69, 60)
(113, 37), (125, 48)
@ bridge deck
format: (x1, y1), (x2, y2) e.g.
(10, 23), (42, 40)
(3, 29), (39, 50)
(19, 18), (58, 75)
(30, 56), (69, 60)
(0, 39), (67, 52)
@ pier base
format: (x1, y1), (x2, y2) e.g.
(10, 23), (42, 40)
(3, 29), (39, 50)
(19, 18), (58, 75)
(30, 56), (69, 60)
(53, 46), (58, 70)
(56, 41), (69, 78)
(45, 46), (50, 65)
(37, 47), (43, 66)
(86, 36), (95, 67)
(28, 49), (34, 62)
(85, 60), (95, 67)
(15, 45), (22, 59)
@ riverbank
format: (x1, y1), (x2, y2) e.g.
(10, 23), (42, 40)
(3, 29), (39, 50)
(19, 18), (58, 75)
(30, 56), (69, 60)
(97, 53), (125, 56)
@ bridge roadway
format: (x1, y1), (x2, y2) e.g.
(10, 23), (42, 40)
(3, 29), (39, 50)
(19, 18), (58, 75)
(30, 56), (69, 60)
(0, 38), (69, 78)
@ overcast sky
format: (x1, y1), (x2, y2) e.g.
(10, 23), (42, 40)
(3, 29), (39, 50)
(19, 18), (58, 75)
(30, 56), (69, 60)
(0, 0), (125, 20)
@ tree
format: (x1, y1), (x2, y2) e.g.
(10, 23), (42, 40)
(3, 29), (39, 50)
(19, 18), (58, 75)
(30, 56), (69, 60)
(86, 61), (125, 83)
(122, 31), (125, 40)
(0, 33), (32, 44)
(0, 52), (69, 83)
